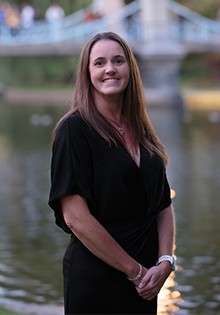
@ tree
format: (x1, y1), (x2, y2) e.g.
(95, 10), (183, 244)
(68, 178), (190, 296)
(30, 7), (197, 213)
(11, 0), (92, 16)
(176, 0), (220, 19)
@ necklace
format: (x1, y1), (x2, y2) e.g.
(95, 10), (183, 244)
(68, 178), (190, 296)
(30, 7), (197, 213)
(118, 125), (125, 136)
(106, 117), (125, 136)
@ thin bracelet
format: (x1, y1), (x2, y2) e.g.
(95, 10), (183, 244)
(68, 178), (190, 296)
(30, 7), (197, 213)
(127, 263), (143, 281)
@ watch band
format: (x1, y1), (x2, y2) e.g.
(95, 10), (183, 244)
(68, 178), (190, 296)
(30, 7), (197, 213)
(156, 255), (176, 271)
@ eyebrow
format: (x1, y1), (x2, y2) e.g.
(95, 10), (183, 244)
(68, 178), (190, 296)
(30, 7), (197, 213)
(92, 55), (126, 62)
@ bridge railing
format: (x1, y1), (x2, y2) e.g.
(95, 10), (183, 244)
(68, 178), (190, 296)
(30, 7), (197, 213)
(1, 0), (220, 49)
(167, 0), (220, 41)
(0, 6), (90, 45)
(0, 1), (141, 46)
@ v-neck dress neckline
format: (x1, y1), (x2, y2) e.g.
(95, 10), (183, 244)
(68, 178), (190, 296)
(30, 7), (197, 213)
(123, 144), (141, 168)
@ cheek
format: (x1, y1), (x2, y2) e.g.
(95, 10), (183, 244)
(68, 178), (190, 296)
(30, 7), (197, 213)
(89, 68), (100, 85)
(124, 70), (130, 86)
(89, 71), (95, 88)
(123, 66), (130, 79)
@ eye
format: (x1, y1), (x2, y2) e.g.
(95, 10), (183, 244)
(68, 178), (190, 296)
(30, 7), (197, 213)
(114, 57), (125, 65)
(94, 59), (104, 67)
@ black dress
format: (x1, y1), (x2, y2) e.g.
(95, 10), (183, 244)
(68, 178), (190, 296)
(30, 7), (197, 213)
(49, 113), (171, 315)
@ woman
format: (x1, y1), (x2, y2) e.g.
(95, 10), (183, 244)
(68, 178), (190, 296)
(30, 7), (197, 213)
(49, 31), (176, 314)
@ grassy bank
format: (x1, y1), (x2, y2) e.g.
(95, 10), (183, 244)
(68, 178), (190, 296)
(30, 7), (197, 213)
(0, 306), (21, 315)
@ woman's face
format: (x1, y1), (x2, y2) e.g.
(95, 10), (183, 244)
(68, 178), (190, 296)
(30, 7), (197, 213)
(89, 39), (130, 99)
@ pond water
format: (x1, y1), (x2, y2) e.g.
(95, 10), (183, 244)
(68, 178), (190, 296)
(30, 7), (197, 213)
(0, 101), (219, 314)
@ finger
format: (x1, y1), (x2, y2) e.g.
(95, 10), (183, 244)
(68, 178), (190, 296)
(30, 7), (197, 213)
(140, 289), (159, 300)
(137, 283), (159, 298)
(137, 274), (151, 289)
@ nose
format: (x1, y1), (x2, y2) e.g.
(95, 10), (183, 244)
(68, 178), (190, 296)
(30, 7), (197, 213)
(105, 62), (116, 74)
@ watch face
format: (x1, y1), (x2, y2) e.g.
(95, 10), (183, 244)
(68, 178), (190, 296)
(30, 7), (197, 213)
(156, 255), (176, 271)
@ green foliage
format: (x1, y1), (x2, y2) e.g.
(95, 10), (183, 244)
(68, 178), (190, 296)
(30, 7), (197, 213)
(0, 306), (21, 315)
(10, 0), (92, 16)
(176, 0), (220, 19)
(124, 0), (135, 4)
(180, 53), (220, 88)
(0, 55), (79, 87)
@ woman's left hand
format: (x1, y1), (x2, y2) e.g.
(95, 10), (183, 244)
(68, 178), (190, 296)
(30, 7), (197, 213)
(135, 262), (172, 301)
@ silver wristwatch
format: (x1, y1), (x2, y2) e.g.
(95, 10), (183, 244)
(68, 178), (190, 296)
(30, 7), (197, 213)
(156, 255), (176, 271)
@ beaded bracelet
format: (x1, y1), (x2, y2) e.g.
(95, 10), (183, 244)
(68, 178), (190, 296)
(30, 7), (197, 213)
(127, 263), (143, 281)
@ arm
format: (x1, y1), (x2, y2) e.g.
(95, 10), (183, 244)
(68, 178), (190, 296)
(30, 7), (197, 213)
(157, 204), (175, 260)
(136, 205), (175, 300)
(61, 194), (144, 280)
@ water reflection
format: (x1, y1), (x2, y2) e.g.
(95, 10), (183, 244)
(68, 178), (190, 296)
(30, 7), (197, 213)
(158, 271), (182, 314)
(0, 101), (220, 314)
(150, 108), (220, 314)
(0, 103), (68, 305)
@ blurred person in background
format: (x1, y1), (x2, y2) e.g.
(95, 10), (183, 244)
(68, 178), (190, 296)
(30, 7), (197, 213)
(20, 2), (35, 29)
(0, 3), (5, 35)
(4, 3), (20, 36)
(45, 2), (65, 42)
(45, 2), (65, 22)
(33, 5), (43, 22)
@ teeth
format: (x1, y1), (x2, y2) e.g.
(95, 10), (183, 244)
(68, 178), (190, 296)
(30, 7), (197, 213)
(104, 79), (118, 82)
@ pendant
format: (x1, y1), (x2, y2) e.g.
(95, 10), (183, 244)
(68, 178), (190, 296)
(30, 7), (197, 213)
(118, 127), (125, 136)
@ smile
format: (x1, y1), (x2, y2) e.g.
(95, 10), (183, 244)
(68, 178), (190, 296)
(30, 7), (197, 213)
(103, 78), (119, 82)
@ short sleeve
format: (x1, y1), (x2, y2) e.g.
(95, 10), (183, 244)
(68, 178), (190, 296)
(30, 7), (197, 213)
(159, 171), (172, 212)
(48, 115), (93, 233)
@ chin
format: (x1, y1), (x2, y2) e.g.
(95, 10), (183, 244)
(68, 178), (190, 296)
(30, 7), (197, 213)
(102, 88), (124, 95)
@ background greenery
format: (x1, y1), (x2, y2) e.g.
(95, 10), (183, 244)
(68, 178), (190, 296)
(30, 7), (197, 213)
(0, 306), (21, 315)
(177, 0), (220, 88)
(0, 55), (78, 88)
(11, 0), (92, 17)
(177, 0), (220, 19)
(0, 0), (220, 89)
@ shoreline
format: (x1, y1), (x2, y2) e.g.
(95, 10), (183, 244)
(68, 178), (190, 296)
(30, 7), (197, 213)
(182, 89), (220, 110)
(2, 87), (73, 106)
(2, 87), (220, 110)
(0, 300), (63, 315)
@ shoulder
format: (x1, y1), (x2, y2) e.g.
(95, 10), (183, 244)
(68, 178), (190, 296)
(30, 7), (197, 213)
(142, 145), (165, 169)
(58, 112), (91, 138)
(60, 112), (86, 129)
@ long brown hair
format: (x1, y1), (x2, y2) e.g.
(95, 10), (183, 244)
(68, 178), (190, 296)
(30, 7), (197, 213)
(52, 31), (168, 165)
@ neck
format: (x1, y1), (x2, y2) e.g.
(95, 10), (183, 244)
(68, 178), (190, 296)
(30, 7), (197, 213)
(94, 94), (123, 125)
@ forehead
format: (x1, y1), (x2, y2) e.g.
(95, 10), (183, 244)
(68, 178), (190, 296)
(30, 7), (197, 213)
(89, 39), (126, 59)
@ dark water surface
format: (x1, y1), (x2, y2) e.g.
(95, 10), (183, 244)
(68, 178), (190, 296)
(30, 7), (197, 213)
(0, 102), (219, 314)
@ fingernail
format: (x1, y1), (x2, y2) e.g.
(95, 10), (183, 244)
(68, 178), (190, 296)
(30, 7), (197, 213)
(139, 283), (143, 289)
